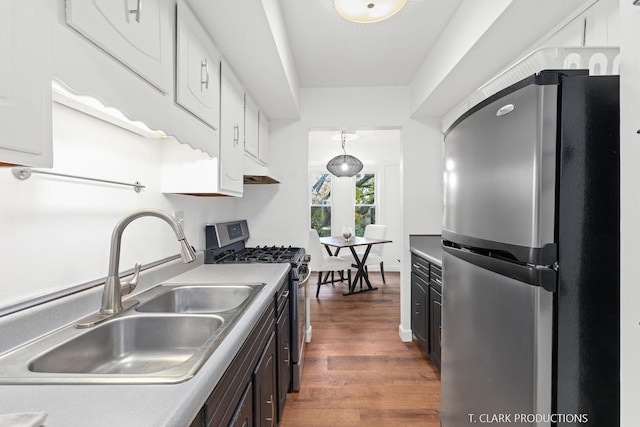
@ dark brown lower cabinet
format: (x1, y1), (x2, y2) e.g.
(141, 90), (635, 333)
(429, 264), (442, 371)
(189, 410), (205, 427)
(276, 300), (291, 422)
(188, 277), (288, 427)
(410, 252), (443, 371)
(229, 383), (253, 427)
(411, 272), (429, 352)
(254, 333), (277, 427)
(429, 286), (442, 371)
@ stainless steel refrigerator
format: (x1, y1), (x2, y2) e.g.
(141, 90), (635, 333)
(440, 70), (619, 426)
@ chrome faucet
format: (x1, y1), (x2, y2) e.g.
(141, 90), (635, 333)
(77, 209), (197, 328)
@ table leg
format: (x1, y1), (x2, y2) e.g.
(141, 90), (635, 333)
(343, 244), (378, 296)
(322, 244), (345, 282)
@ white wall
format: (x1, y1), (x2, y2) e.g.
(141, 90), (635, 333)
(619, 1), (640, 424)
(399, 117), (444, 340)
(238, 86), (444, 339)
(0, 103), (238, 310)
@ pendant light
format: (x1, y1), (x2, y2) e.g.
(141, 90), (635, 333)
(333, 0), (408, 24)
(326, 131), (363, 177)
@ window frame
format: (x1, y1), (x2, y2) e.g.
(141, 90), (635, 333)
(354, 171), (378, 237)
(309, 171), (333, 237)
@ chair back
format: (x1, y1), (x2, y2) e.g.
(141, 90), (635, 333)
(364, 224), (387, 256)
(307, 229), (326, 271)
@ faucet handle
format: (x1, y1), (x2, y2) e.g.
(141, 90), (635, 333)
(121, 262), (141, 296)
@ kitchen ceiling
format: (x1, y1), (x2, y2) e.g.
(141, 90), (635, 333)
(189, 0), (598, 120)
(278, 0), (464, 88)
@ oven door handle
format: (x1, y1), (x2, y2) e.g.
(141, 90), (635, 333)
(298, 269), (311, 286)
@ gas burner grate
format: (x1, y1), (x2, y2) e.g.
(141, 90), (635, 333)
(218, 245), (304, 265)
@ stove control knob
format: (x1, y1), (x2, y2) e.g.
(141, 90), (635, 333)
(302, 254), (311, 264)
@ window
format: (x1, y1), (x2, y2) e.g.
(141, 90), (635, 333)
(354, 173), (376, 237)
(310, 173), (332, 237)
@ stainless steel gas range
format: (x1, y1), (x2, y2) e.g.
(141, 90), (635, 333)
(204, 220), (310, 392)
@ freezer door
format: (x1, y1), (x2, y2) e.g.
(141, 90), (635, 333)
(443, 81), (558, 262)
(440, 251), (553, 427)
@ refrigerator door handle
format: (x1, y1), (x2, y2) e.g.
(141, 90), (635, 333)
(443, 244), (557, 292)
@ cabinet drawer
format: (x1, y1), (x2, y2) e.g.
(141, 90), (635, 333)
(430, 264), (442, 280)
(411, 254), (430, 281)
(275, 277), (289, 316)
(430, 264), (442, 293)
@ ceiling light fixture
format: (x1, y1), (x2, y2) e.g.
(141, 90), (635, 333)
(326, 131), (363, 177)
(333, 0), (408, 23)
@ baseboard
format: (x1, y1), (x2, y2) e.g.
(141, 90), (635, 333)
(304, 324), (312, 343)
(398, 324), (413, 342)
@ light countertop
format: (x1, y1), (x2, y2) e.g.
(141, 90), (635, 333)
(409, 234), (443, 266)
(0, 257), (290, 427)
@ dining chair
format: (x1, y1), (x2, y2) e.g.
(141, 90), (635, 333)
(339, 224), (388, 283)
(308, 229), (352, 297)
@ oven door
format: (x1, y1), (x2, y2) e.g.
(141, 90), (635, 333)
(291, 268), (310, 391)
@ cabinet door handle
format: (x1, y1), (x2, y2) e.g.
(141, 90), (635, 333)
(129, 0), (142, 23)
(265, 394), (275, 427)
(234, 124), (239, 145)
(439, 326), (442, 347)
(201, 59), (210, 91)
(284, 344), (290, 365)
(414, 301), (420, 315)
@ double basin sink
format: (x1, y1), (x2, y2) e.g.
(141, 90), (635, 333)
(0, 283), (265, 384)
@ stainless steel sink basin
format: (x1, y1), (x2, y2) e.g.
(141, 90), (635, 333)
(136, 285), (259, 313)
(30, 315), (224, 375)
(0, 282), (266, 384)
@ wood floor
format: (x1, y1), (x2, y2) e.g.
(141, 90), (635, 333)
(279, 272), (441, 427)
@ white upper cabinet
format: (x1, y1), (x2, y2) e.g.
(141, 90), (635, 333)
(65, 0), (172, 93)
(258, 110), (269, 165)
(245, 93), (269, 167)
(0, 0), (53, 167)
(219, 61), (244, 196)
(176, 0), (220, 131)
(160, 137), (220, 195)
(244, 93), (260, 159)
(163, 61), (245, 197)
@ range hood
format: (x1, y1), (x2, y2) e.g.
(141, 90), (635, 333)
(243, 175), (280, 184)
(243, 154), (280, 184)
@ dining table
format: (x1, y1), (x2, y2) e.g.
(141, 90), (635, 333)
(319, 235), (392, 295)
